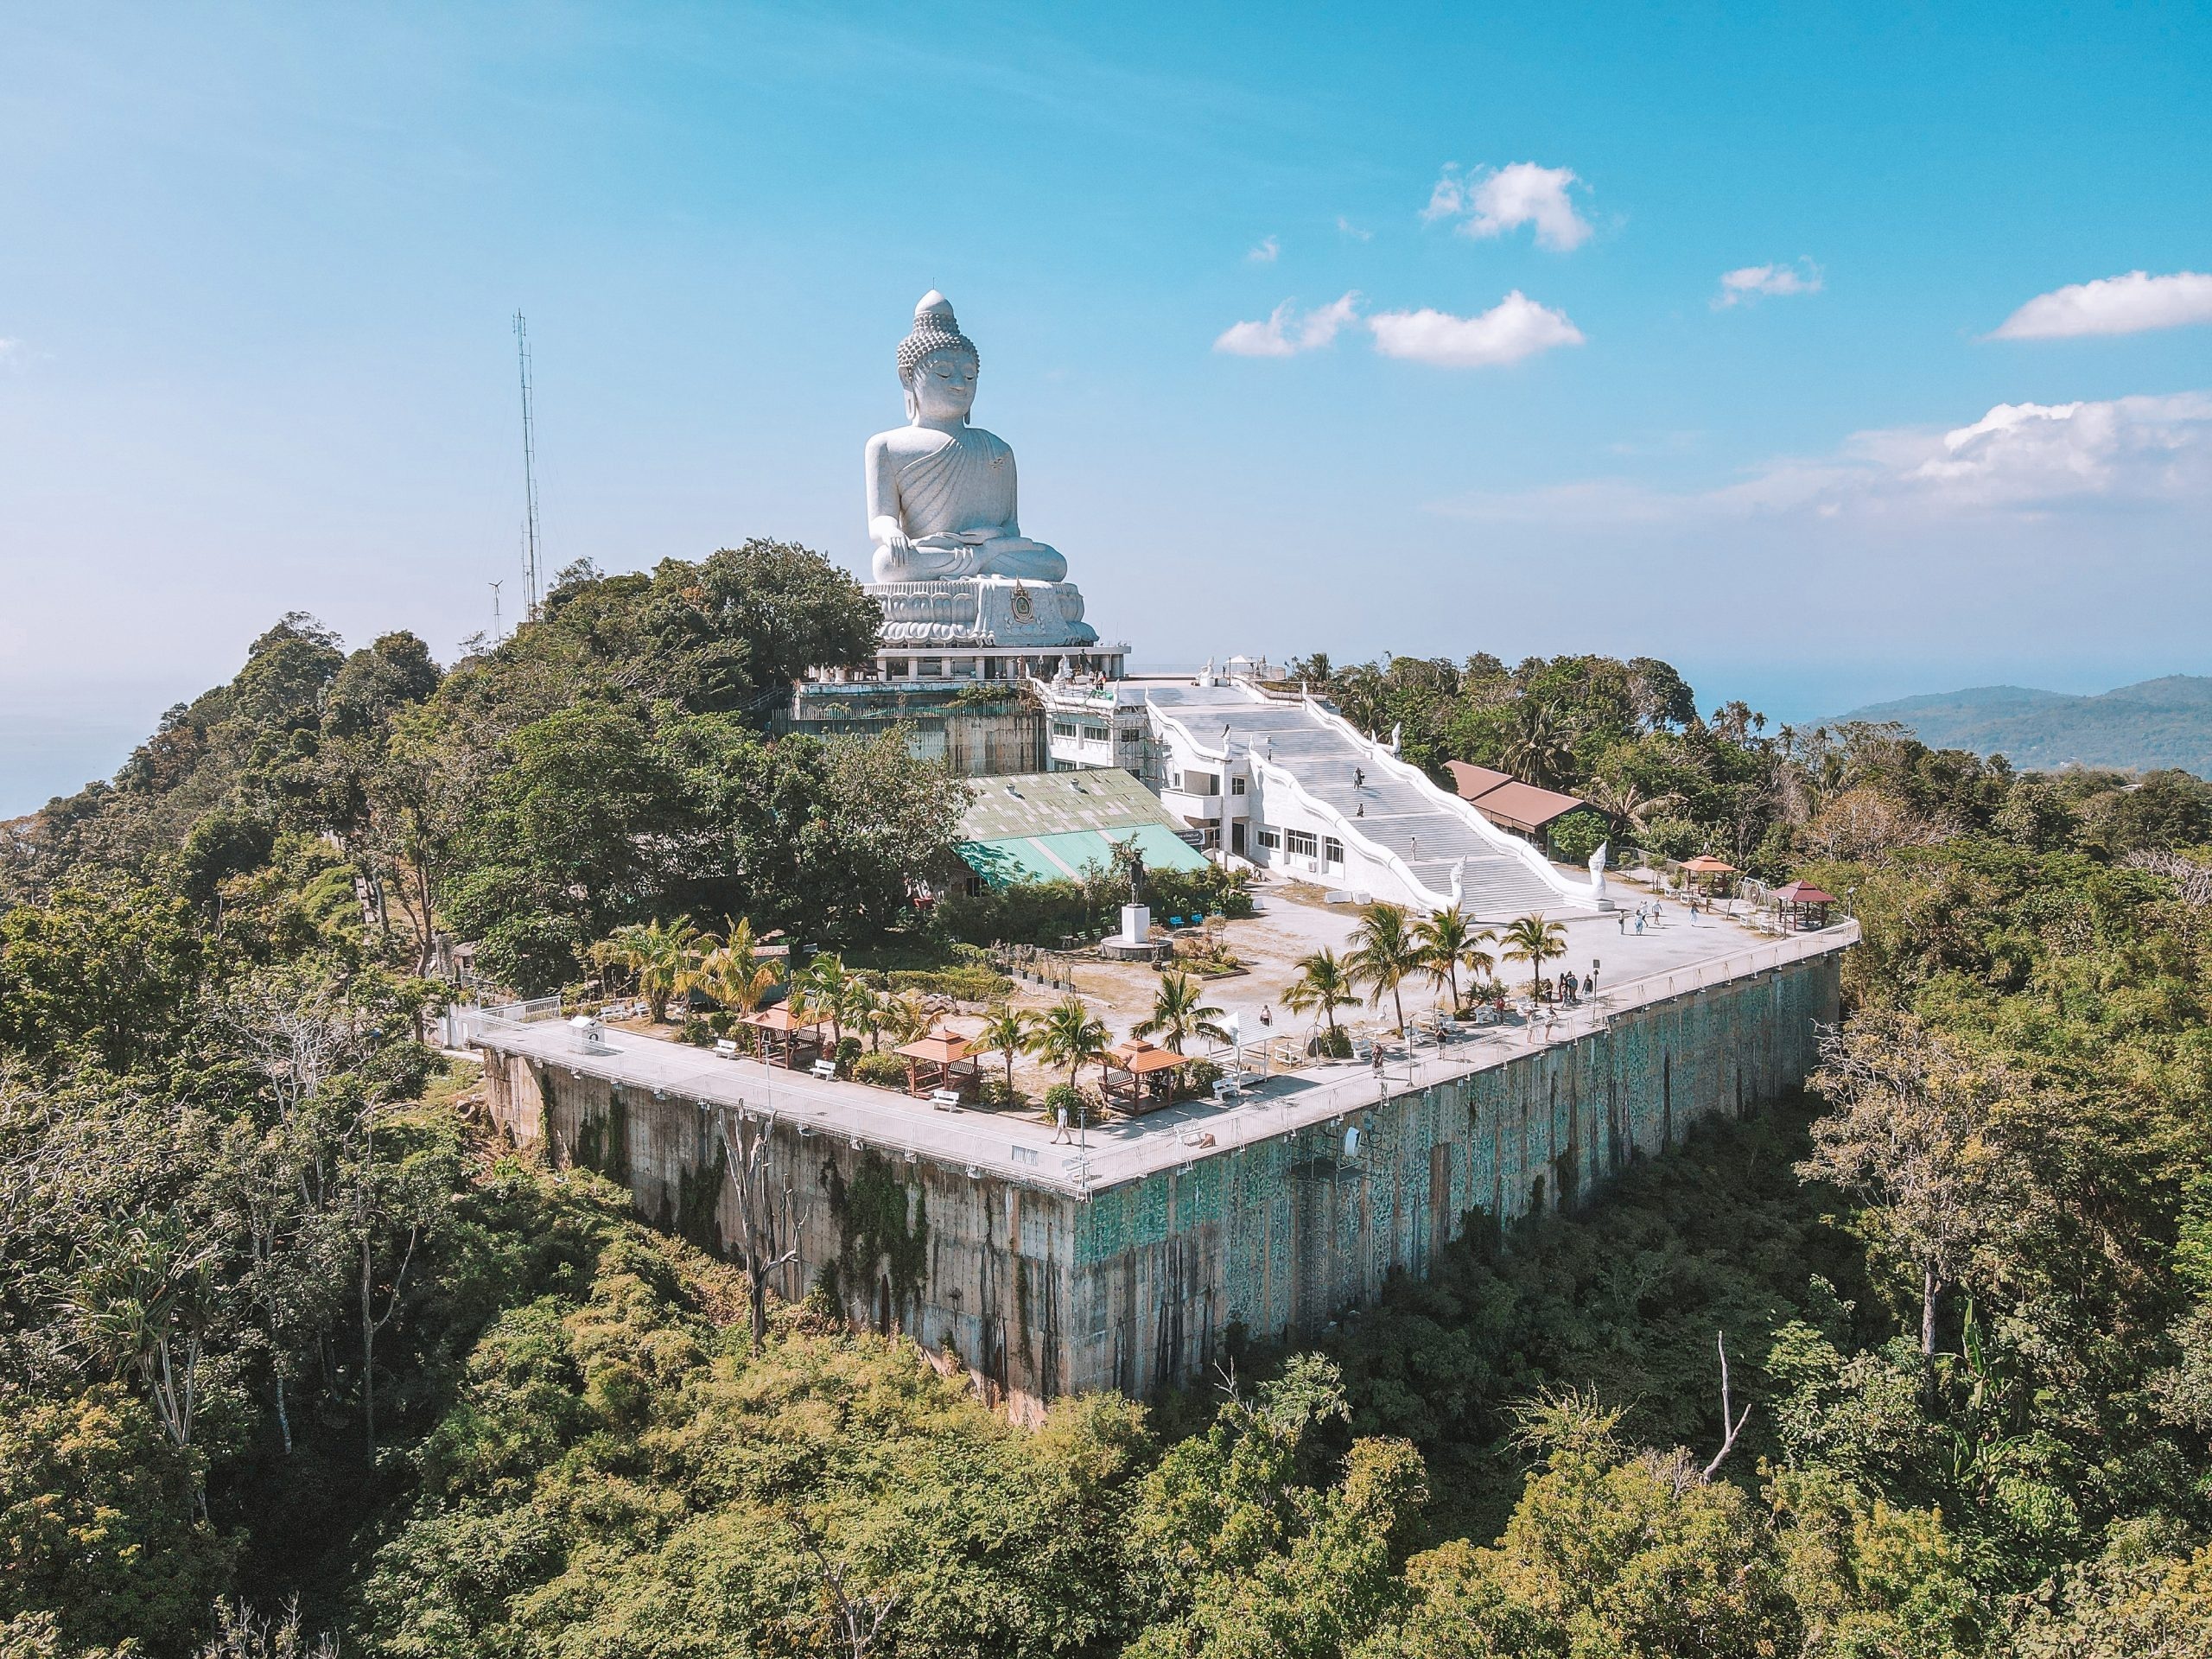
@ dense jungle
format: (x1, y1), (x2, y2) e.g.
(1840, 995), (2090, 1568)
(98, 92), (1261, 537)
(6, 546), (2212, 1656)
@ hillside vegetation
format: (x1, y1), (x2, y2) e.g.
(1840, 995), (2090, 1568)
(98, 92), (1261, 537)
(1841, 674), (2212, 775)
(4, 590), (2212, 1655)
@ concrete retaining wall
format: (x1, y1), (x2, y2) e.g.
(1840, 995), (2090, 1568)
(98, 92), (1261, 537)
(480, 950), (1838, 1410)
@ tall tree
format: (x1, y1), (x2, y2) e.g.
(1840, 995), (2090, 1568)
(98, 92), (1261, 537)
(1282, 949), (1357, 1039)
(1803, 1012), (2024, 1358)
(1347, 904), (1423, 1035)
(1498, 913), (1568, 1001)
(1135, 969), (1231, 1054)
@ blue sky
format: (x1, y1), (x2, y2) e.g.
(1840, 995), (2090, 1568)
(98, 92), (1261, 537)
(3, 3), (2210, 812)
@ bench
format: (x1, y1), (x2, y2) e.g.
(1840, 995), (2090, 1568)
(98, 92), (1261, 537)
(930, 1089), (963, 1112)
(715, 1039), (740, 1058)
(809, 1058), (838, 1082)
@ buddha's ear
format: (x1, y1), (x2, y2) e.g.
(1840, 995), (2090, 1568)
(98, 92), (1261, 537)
(903, 384), (919, 422)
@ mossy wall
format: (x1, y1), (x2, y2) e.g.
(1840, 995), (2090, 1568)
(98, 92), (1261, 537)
(1062, 952), (1840, 1398)
(478, 950), (1840, 1409)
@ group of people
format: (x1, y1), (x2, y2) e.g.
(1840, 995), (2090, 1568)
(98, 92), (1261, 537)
(1618, 898), (1667, 935)
(1552, 970), (1596, 1005)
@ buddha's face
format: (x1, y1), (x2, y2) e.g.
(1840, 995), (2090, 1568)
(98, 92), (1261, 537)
(906, 346), (978, 423)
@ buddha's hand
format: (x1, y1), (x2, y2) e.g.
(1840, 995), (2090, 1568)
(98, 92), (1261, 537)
(872, 518), (914, 560)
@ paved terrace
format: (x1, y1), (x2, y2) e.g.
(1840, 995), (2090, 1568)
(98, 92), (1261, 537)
(475, 917), (1859, 1201)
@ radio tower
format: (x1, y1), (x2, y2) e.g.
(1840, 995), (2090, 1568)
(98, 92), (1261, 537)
(513, 311), (543, 621)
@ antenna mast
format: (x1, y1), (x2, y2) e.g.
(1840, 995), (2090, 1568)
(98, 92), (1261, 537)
(513, 311), (542, 621)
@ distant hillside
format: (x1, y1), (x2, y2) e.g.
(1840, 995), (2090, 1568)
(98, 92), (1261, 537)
(1838, 676), (2212, 775)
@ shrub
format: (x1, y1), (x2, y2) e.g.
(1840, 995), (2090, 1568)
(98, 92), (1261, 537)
(1547, 807), (1608, 864)
(1180, 1058), (1223, 1099)
(1313, 1027), (1353, 1059)
(887, 965), (1014, 1002)
(678, 1017), (715, 1047)
(831, 1036), (862, 1077)
(1043, 1082), (1084, 1120)
(851, 1052), (911, 1088)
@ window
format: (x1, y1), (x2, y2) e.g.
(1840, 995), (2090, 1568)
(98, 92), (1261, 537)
(1287, 829), (1319, 859)
(1187, 772), (1220, 796)
(1230, 775), (1247, 795)
(1256, 827), (1281, 851)
(1118, 727), (1141, 746)
(1323, 836), (1344, 864)
(1052, 720), (1080, 740)
(1081, 722), (1109, 744)
(884, 658), (910, 677)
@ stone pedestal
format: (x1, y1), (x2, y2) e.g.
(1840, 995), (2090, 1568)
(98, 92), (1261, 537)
(867, 575), (1098, 649)
(1121, 903), (1150, 946)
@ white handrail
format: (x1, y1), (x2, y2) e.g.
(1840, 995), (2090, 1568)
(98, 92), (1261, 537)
(1299, 695), (1599, 909)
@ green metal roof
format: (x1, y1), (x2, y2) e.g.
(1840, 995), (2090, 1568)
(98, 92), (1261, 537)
(960, 767), (1176, 840)
(958, 824), (1210, 890)
(956, 772), (1209, 889)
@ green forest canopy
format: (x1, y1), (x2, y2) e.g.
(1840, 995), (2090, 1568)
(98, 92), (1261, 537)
(5, 556), (2212, 1655)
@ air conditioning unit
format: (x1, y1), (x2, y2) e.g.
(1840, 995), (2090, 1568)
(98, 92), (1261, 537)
(1305, 859), (1320, 874)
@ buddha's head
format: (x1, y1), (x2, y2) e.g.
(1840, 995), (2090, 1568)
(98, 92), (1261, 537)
(897, 290), (980, 424)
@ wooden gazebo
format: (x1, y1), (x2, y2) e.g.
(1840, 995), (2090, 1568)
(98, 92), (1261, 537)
(740, 1004), (831, 1067)
(893, 1031), (978, 1099)
(1677, 855), (1740, 896)
(1102, 1039), (1192, 1116)
(1773, 880), (1837, 931)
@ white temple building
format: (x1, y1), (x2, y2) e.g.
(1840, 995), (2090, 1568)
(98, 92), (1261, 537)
(1035, 664), (1606, 919)
(814, 290), (1605, 919)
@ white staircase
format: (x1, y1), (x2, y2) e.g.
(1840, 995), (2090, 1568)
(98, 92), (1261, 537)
(1144, 683), (1599, 920)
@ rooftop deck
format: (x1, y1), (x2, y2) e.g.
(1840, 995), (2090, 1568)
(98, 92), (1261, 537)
(474, 917), (1858, 1199)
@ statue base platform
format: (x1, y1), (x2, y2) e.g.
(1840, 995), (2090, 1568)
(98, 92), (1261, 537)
(865, 575), (1098, 649)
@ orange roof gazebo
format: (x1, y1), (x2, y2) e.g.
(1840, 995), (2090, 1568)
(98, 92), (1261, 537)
(893, 1031), (978, 1097)
(740, 1003), (831, 1065)
(1677, 855), (1740, 894)
(1103, 1039), (1192, 1116)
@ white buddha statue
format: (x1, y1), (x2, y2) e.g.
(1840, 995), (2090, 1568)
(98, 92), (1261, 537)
(865, 292), (1067, 585)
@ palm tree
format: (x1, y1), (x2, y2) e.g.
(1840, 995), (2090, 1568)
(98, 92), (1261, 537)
(1135, 969), (1232, 1054)
(1500, 912), (1569, 1001)
(880, 990), (935, 1047)
(790, 952), (855, 1045)
(1415, 905), (1495, 1014)
(1346, 901), (1424, 1035)
(844, 978), (889, 1051)
(1036, 995), (1110, 1094)
(1281, 949), (1357, 1039)
(1586, 776), (1685, 840)
(1502, 699), (1574, 790)
(680, 917), (783, 1033)
(589, 917), (704, 1024)
(975, 1003), (1037, 1103)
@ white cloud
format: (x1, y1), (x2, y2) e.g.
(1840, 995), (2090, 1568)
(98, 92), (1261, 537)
(1337, 215), (1372, 241)
(1713, 258), (1822, 308)
(1434, 391), (2212, 523)
(1993, 270), (2212, 340)
(0, 338), (17, 362)
(1247, 235), (1280, 264)
(1212, 293), (1361, 357)
(1423, 162), (1591, 251)
(1368, 292), (1585, 368)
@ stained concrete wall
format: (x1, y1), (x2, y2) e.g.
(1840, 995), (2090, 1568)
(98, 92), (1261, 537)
(784, 692), (1046, 777)
(480, 950), (1838, 1409)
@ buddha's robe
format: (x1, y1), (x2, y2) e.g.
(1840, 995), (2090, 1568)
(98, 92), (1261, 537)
(873, 426), (1065, 582)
